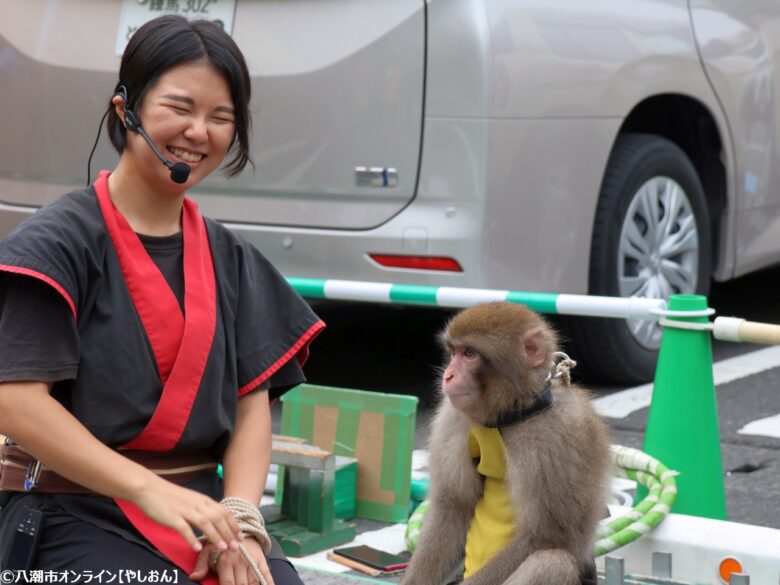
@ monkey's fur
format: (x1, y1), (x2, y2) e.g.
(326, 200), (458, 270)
(402, 302), (611, 585)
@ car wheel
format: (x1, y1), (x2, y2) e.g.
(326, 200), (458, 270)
(562, 133), (712, 385)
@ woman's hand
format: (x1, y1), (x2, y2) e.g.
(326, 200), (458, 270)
(133, 477), (243, 553)
(0, 382), (236, 553)
(189, 537), (274, 585)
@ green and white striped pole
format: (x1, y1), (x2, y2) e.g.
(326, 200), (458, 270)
(286, 278), (666, 320)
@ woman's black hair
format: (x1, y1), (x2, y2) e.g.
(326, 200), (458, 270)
(107, 15), (252, 177)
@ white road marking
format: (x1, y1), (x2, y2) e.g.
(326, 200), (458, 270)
(738, 414), (780, 439)
(593, 345), (780, 419)
(593, 383), (653, 419)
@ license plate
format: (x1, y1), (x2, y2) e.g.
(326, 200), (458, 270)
(116, 0), (237, 55)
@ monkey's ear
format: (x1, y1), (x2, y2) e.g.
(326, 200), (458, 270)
(521, 326), (548, 367)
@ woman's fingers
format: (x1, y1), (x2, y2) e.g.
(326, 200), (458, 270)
(255, 552), (274, 585)
(246, 564), (258, 585)
(206, 504), (242, 546)
(243, 538), (273, 585)
(213, 539), (271, 585)
(171, 517), (201, 552)
(180, 492), (242, 549)
(135, 481), (242, 550)
(189, 547), (211, 581)
(191, 506), (232, 550)
(217, 552), (246, 585)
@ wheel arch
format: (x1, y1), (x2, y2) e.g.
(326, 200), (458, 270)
(614, 94), (729, 278)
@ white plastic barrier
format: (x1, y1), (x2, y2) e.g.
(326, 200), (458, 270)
(597, 507), (780, 584)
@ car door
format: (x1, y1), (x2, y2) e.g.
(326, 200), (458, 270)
(690, 0), (780, 274)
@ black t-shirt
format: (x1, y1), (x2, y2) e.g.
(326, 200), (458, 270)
(0, 231), (301, 391)
(137, 231), (185, 314)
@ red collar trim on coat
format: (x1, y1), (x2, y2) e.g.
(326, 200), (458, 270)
(94, 170), (217, 450)
(96, 170), (218, 580)
(95, 173), (184, 384)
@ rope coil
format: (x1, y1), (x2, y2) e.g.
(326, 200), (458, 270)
(648, 306), (716, 318)
(658, 317), (713, 332)
(404, 446), (677, 556)
(200, 497), (271, 585)
(551, 351), (577, 386)
(595, 446), (678, 556)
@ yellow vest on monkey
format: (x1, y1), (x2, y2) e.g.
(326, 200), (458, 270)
(464, 425), (517, 578)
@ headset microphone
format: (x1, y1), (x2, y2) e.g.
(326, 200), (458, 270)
(86, 86), (192, 186)
(124, 109), (191, 185)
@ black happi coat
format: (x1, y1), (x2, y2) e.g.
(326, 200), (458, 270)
(0, 171), (323, 572)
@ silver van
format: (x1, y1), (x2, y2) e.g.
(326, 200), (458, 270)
(2, 0), (779, 383)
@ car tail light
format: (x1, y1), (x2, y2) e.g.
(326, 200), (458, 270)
(369, 254), (463, 272)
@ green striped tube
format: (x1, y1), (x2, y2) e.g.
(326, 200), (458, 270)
(285, 277), (665, 320)
(403, 446), (677, 556)
(405, 499), (428, 553)
(594, 445), (678, 556)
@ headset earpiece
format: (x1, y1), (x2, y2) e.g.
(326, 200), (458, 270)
(114, 84), (140, 132)
(107, 84), (190, 184)
(115, 84), (129, 102)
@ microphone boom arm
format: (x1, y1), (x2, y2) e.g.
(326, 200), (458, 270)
(135, 126), (191, 184)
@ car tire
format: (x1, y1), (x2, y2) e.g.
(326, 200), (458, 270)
(560, 133), (712, 385)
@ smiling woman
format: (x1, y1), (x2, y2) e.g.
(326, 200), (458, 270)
(106, 16), (251, 180)
(108, 62), (239, 234)
(0, 15), (320, 585)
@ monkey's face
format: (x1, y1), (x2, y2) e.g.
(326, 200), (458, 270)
(442, 344), (485, 411)
(440, 303), (560, 422)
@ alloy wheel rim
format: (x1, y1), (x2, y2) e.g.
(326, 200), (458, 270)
(617, 176), (700, 350)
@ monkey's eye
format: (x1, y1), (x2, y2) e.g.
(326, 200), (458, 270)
(463, 346), (478, 359)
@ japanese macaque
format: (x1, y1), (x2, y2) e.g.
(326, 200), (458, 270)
(402, 302), (611, 585)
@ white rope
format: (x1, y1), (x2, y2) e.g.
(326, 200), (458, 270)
(648, 306), (716, 318)
(552, 351), (577, 386)
(200, 497), (271, 585)
(658, 317), (714, 332)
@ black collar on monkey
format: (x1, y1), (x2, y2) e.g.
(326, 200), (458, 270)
(484, 383), (553, 428)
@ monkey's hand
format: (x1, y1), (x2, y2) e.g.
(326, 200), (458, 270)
(400, 499), (470, 585)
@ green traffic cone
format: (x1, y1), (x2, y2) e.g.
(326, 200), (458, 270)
(637, 294), (727, 519)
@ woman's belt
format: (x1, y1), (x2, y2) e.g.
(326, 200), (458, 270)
(0, 443), (218, 494)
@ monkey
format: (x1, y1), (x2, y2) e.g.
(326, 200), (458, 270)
(402, 302), (612, 585)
